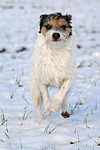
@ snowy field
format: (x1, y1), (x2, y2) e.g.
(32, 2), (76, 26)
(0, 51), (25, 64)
(0, 0), (100, 149)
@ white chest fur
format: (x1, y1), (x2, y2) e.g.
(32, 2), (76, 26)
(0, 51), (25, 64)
(31, 35), (76, 87)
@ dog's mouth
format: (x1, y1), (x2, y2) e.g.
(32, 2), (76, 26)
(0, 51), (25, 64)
(52, 39), (62, 42)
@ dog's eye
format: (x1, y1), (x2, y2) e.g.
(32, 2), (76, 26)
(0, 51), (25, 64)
(45, 25), (52, 30)
(61, 25), (66, 30)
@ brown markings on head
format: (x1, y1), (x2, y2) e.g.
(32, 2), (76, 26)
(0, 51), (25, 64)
(39, 12), (73, 37)
(47, 19), (67, 28)
(41, 27), (48, 37)
(64, 28), (72, 39)
(41, 18), (72, 37)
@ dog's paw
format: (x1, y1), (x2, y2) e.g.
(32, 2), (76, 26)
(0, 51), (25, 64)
(36, 116), (44, 124)
(43, 107), (51, 116)
(43, 104), (51, 116)
(50, 101), (60, 113)
(43, 100), (51, 116)
(61, 111), (70, 118)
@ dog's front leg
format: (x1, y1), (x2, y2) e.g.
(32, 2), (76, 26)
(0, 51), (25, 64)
(39, 83), (51, 116)
(50, 79), (74, 113)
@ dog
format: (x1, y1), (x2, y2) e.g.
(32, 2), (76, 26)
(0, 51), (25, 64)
(30, 12), (76, 123)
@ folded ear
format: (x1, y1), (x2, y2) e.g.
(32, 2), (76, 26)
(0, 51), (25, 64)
(66, 14), (72, 20)
(65, 14), (72, 35)
(39, 14), (48, 33)
(66, 14), (72, 23)
(40, 14), (48, 21)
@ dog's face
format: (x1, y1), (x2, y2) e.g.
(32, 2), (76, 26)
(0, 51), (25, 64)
(39, 12), (72, 49)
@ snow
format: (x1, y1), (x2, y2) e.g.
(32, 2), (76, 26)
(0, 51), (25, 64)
(0, 0), (100, 149)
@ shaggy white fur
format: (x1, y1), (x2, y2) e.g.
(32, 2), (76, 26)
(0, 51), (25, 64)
(30, 32), (76, 123)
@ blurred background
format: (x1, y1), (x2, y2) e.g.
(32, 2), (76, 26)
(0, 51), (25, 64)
(0, 1), (100, 149)
(0, 0), (100, 53)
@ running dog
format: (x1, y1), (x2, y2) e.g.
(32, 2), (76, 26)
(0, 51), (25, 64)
(30, 12), (76, 123)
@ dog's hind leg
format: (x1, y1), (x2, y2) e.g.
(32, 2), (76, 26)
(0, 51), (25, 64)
(30, 72), (43, 123)
(36, 97), (43, 123)
(61, 92), (70, 118)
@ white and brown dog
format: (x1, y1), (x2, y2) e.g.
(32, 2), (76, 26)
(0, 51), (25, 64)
(30, 12), (76, 123)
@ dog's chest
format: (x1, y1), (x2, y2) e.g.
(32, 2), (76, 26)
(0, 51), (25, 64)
(35, 47), (70, 87)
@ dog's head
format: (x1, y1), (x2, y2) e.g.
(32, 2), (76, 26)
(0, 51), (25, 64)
(39, 12), (72, 49)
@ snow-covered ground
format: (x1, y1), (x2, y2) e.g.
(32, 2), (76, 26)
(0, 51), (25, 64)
(0, 0), (100, 149)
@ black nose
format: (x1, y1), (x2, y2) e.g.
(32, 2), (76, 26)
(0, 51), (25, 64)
(52, 33), (60, 41)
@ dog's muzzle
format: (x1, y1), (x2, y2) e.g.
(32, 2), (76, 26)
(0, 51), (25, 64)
(52, 33), (60, 41)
